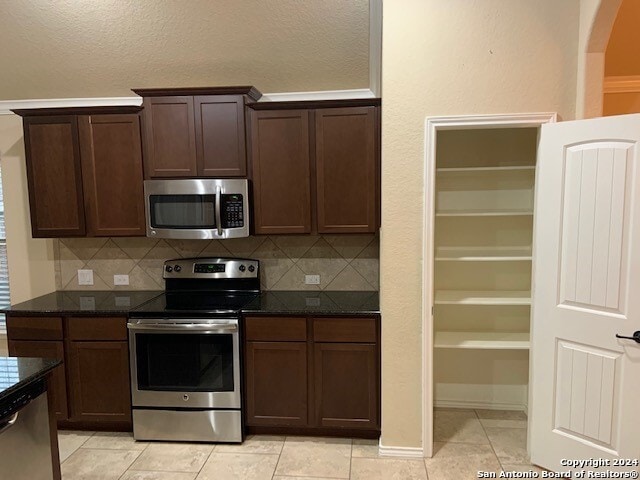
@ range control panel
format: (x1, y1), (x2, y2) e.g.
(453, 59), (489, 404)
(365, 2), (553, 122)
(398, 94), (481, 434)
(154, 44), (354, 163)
(163, 257), (259, 279)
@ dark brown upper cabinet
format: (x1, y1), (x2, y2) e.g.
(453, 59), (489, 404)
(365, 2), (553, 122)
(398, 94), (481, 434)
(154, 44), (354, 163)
(315, 107), (378, 233)
(22, 115), (86, 237)
(14, 107), (146, 238)
(133, 87), (261, 179)
(78, 114), (145, 236)
(248, 100), (380, 235)
(250, 110), (312, 234)
(139, 96), (198, 177)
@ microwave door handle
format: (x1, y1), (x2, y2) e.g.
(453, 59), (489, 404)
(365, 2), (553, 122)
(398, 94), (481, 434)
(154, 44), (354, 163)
(215, 185), (223, 237)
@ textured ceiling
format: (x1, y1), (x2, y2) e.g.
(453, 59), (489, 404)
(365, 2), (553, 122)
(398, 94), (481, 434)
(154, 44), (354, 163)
(0, 0), (370, 100)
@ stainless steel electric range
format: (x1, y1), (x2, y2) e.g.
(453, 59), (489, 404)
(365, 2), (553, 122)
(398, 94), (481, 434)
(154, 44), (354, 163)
(128, 257), (260, 443)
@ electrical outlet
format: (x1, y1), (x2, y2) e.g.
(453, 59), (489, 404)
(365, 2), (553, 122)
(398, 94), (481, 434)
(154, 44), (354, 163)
(114, 274), (129, 286)
(305, 274), (320, 285)
(77, 269), (94, 286)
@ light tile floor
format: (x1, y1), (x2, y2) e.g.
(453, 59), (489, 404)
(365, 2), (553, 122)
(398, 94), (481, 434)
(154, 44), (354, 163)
(58, 409), (544, 479)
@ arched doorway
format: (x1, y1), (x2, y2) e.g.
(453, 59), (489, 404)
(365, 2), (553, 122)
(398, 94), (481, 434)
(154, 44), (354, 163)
(577, 0), (621, 118)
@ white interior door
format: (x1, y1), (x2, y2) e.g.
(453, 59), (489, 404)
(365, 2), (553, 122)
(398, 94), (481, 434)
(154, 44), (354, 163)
(530, 114), (640, 472)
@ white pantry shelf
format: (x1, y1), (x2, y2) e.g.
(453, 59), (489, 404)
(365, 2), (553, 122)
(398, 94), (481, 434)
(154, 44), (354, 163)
(434, 290), (532, 306)
(435, 208), (534, 217)
(435, 246), (532, 262)
(436, 165), (536, 173)
(434, 331), (530, 350)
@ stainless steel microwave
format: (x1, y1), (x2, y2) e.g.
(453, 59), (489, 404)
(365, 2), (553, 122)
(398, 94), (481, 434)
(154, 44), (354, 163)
(144, 179), (249, 240)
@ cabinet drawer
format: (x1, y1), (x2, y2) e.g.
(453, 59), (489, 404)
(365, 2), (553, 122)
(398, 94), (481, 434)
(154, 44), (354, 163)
(7, 316), (63, 340)
(313, 317), (377, 343)
(66, 317), (127, 341)
(245, 317), (307, 342)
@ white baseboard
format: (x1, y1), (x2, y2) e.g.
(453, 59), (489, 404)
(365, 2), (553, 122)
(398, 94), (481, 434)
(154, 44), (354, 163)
(378, 444), (424, 458)
(435, 399), (526, 411)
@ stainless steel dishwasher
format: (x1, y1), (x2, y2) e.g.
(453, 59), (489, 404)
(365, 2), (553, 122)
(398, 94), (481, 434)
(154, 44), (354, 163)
(0, 379), (54, 479)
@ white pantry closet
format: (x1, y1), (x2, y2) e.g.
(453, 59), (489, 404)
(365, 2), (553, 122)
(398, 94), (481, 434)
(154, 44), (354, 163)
(428, 115), (554, 412)
(425, 113), (640, 471)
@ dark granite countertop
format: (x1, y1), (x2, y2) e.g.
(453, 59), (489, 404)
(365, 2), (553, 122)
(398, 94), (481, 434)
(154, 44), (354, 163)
(2, 290), (379, 317)
(242, 291), (379, 315)
(0, 357), (62, 407)
(2, 290), (163, 315)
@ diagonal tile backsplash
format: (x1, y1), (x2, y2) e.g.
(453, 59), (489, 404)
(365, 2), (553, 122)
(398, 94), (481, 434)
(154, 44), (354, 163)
(54, 234), (379, 292)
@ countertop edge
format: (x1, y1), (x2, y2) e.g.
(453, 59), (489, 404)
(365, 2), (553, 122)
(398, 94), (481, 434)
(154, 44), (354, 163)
(0, 358), (62, 405)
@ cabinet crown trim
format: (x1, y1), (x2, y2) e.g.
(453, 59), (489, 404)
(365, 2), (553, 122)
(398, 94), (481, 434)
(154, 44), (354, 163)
(132, 86), (262, 101)
(12, 106), (143, 117)
(1, 97), (142, 115)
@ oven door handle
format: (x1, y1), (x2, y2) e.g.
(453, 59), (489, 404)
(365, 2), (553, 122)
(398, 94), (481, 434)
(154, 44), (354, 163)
(127, 323), (237, 333)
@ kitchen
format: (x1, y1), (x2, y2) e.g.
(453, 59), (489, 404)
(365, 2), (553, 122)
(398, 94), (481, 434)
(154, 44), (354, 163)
(1, 1), (639, 480)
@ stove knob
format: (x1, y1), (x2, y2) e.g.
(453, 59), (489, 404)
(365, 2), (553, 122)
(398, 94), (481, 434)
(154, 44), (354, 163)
(248, 265), (255, 273)
(239, 264), (246, 272)
(174, 265), (182, 273)
(165, 265), (173, 273)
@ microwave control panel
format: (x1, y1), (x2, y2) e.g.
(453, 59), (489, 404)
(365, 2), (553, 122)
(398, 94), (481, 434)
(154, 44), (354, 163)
(221, 194), (245, 229)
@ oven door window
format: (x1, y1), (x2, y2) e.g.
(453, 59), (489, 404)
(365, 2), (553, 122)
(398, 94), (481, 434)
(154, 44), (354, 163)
(135, 333), (234, 392)
(149, 195), (216, 229)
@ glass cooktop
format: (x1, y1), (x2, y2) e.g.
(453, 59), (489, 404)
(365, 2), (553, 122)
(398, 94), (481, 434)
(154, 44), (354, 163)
(130, 291), (259, 317)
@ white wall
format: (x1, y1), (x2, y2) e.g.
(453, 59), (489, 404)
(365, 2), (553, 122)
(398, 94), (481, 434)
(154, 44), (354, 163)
(380, 0), (580, 449)
(0, 115), (57, 306)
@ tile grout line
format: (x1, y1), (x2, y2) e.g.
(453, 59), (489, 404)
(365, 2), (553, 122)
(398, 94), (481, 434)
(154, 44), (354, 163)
(348, 438), (353, 480)
(474, 409), (505, 473)
(271, 436), (288, 479)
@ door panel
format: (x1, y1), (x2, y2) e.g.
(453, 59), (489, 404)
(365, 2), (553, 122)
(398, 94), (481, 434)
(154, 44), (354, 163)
(314, 343), (378, 429)
(250, 110), (311, 234)
(530, 114), (640, 471)
(244, 341), (308, 426)
(195, 95), (247, 177)
(67, 341), (131, 424)
(23, 116), (86, 236)
(142, 96), (197, 177)
(554, 341), (620, 447)
(559, 143), (630, 311)
(78, 114), (146, 236)
(315, 107), (377, 233)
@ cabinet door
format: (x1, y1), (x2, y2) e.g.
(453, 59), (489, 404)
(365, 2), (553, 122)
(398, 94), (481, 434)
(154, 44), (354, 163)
(7, 340), (68, 421)
(315, 107), (378, 233)
(314, 343), (378, 429)
(23, 115), (86, 237)
(142, 96), (197, 177)
(250, 110), (312, 234)
(78, 114), (146, 236)
(245, 342), (308, 426)
(195, 95), (247, 177)
(67, 341), (131, 425)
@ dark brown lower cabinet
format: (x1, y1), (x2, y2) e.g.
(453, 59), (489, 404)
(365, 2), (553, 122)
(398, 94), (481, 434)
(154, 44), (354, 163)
(6, 314), (132, 431)
(243, 315), (380, 437)
(7, 339), (68, 421)
(245, 342), (308, 426)
(314, 343), (378, 429)
(67, 341), (131, 425)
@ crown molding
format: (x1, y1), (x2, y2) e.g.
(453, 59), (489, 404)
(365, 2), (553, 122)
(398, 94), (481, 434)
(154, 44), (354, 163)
(259, 89), (375, 102)
(0, 89), (377, 115)
(603, 75), (640, 94)
(0, 97), (142, 115)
